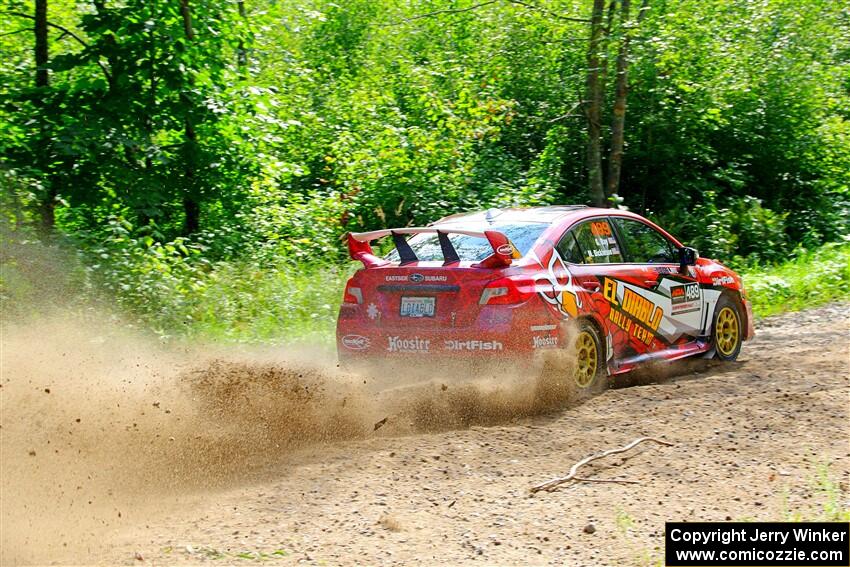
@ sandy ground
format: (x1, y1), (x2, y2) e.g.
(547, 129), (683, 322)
(2, 303), (848, 566)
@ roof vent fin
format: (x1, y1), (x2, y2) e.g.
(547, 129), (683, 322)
(484, 208), (501, 223)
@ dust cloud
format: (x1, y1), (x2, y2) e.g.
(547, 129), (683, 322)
(0, 309), (587, 564)
(0, 230), (597, 563)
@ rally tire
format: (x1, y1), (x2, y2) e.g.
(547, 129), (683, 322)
(571, 319), (607, 394)
(712, 295), (743, 361)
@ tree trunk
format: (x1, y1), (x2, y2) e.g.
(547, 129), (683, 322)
(236, 0), (247, 69)
(183, 195), (200, 235)
(606, 0), (649, 202)
(140, 0), (157, 227)
(35, 0), (56, 231)
(180, 0), (194, 39)
(599, 0), (616, 87)
(180, 0), (200, 235)
(35, 0), (48, 88)
(585, 0), (607, 207)
(605, 0), (630, 201)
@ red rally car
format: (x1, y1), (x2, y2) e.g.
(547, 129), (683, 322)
(337, 206), (754, 390)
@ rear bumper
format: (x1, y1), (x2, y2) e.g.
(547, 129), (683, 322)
(337, 319), (561, 361)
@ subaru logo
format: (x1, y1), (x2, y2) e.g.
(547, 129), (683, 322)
(409, 273), (425, 283)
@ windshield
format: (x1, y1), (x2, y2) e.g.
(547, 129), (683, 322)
(384, 222), (549, 262)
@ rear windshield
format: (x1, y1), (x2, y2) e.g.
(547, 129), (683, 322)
(385, 222), (549, 262)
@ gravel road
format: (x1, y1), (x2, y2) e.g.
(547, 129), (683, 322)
(2, 304), (848, 566)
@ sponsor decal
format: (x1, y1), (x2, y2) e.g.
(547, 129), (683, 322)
(342, 334), (370, 350)
(603, 278), (663, 346)
(443, 339), (504, 351)
(385, 274), (448, 282)
(366, 303), (380, 320)
(712, 275), (735, 286)
(584, 221), (621, 262)
(589, 220), (613, 237)
(670, 283), (701, 314)
(532, 335), (558, 349)
(530, 324), (558, 331)
(608, 308), (632, 334)
(603, 278), (663, 331)
(496, 243), (514, 256)
(535, 251), (582, 318)
(387, 336), (430, 353)
(588, 247), (621, 258)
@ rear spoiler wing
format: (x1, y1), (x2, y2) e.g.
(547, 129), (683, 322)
(347, 227), (518, 269)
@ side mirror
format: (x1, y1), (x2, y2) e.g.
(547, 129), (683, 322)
(678, 246), (699, 270)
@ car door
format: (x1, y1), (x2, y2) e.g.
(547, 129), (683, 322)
(553, 217), (649, 363)
(608, 216), (705, 346)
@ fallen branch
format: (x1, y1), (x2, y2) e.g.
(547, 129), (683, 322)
(530, 436), (672, 493)
(572, 477), (641, 485)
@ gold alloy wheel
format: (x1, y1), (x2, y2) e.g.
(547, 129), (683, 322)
(574, 330), (598, 388)
(715, 306), (740, 356)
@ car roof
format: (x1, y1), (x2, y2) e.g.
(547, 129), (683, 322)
(432, 205), (593, 226)
(428, 206), (683, 256)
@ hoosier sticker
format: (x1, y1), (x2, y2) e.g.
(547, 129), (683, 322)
(532, 335), (558, 348)
(387, 336), (431, 353)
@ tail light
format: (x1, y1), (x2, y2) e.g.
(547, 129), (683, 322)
(479, 276), (535, 305)
(342, 280), (363, 304)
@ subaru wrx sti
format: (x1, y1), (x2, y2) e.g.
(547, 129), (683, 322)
(337, 206), (754, 391)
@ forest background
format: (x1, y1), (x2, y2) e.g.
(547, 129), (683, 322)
(1, 0), (848, 342)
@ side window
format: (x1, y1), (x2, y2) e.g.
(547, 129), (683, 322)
(556, 230), (584, 263)
(612, 218), (677, 263)
(568, 219), (624, 264)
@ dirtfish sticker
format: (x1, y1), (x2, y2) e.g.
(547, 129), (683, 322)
(603, 278), (663, 345)
(443, 339), (503, 351)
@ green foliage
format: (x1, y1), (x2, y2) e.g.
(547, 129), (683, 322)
(77, 216), (350, 342)
(1, 0), (257, 238)
(75, 235), (850, 343)
(744, 241), (850, 318)
(0, 221), (88, 319)
(782, 463), (850, 522)
(1, 0), (849, 339)
(654, 193), (789, 267)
